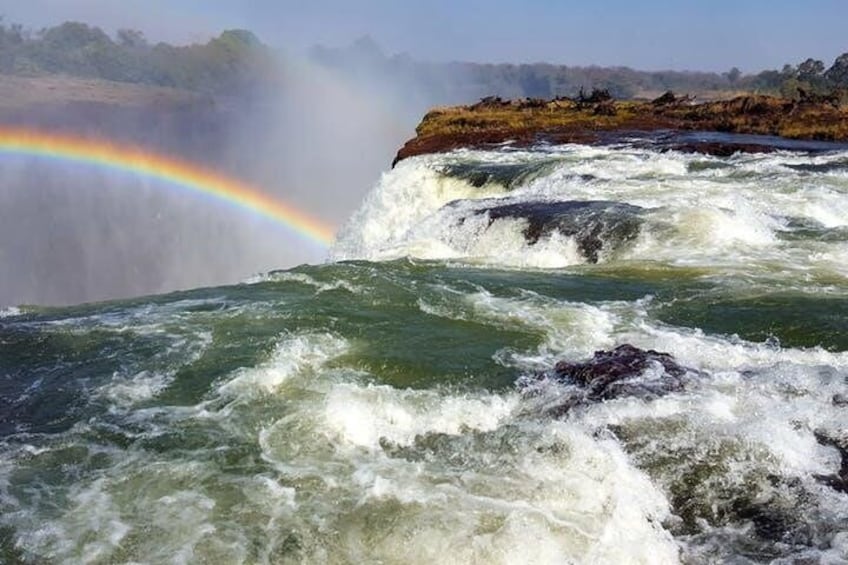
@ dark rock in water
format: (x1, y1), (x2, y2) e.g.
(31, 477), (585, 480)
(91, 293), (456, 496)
(729, 496), (811, 545)
(523, 344), (697, 416)
(555, 343), (687, 379)
(467, 200), (644, 263)
(663, 141), (776, 157)
(785, 160), (848, 174)
(439, 160), (559, 190)
(833, 393), (848, 407)
(552, 344), (690, 398)
(813, 430), (848, 494)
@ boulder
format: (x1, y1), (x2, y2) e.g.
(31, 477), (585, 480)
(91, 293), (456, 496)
(813, 430), (848, 494)
(459, 199), (644, 263)
(522, 344), (697, 416)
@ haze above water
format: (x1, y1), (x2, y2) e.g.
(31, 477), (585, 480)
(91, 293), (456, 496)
(1, 1), (848, 306)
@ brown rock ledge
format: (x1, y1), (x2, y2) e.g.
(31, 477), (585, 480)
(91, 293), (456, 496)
(393, 93), (848, 166)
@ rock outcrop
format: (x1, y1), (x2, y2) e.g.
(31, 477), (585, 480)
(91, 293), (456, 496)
(456, 200), (643, 263)
(521, 344), (697, 416)
(393, 93), (848, 165)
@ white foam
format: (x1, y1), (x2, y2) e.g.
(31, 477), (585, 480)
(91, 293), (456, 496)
(228, 327), (685, 565)
(345, 420), (679, 564)
(7, 142), (848, 564)
(257, 375), (679, 564)
(219, 333), (348, 395)
(626, 321), (848, 372)
(463, 289), (621, 364)
(374, 210), (587, 268)
(18, 478), (130, 564)
(94, 331), (212, 409)
(322, 383), (518, 450)
(103, 370), (171, 406)
(332, 156), (508, 261)
(247, 270), (364, 294)
(333, 145), (848, 277)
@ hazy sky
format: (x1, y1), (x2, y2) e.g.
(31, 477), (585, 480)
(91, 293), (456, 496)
(2, 0), (847, 72)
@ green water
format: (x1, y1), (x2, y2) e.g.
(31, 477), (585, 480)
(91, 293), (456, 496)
(4, 140), (848, 563)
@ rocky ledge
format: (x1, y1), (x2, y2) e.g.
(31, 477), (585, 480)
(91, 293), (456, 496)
(393, 91), (848, 165)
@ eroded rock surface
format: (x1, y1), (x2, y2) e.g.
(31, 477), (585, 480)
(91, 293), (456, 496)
(393, 94), (848, 165)
(521, 344), (697, 416)
(457, 200), (643, 263)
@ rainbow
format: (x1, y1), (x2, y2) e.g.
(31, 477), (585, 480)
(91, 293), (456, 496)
(0, 127), (336, 247)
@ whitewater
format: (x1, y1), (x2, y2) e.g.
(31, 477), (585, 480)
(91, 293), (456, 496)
(2, 137), (848, 563)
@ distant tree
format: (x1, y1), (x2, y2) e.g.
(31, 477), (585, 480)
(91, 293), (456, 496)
(116, 29), (147, 49)
(28, 21), (119, 78)
(750, 69), (782, 91)
(39, 21), (112, 51)
(798, 58), (825, 79)
(348, 35), (385, 64)
(825, 53), (848, 87)
(795, 57), (827, 92)
(726, 67), (742, 85)
(780, 77), (803, 99)
(0, 18), (25, 71)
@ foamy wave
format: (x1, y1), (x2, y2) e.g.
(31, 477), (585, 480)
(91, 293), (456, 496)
(219, 332), (348, 395)
(257, 377), (679, 564)
(333, 145), (848, 278)
(331, 156), (508, 261)
(323, 383), (518, 449)
(247, 270), (364, 294)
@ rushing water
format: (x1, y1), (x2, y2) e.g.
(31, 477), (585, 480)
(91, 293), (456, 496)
(2, 138), (848, 564)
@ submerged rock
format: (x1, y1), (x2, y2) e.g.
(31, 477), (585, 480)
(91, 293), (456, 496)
(663, 141), (777, 157)
(785, 160), (848, 174)
(523, 344), (697, 416)
(462, 200), (644, 263)
(439, 160), (559, 190)
(813, 430), (848, 494)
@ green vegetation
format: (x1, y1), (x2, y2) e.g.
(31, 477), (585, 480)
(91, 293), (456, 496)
(1, 19), (846, 104)
(395, 94), (848, 164)
(0, 19), (274, 94)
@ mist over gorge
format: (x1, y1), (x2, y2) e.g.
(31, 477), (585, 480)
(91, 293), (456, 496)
(1, 19), (847, 308)
(0, 24), (414, 306)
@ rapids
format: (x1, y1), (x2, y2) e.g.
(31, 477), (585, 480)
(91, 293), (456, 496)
(2, 137), (848, 563)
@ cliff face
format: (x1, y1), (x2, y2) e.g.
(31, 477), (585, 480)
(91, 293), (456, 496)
(393, 93), (848, 165)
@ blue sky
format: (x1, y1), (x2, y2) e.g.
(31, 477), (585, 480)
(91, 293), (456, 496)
(3, 0), (847, 72)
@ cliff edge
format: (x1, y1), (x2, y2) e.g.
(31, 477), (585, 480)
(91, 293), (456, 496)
(393, 92), (848, 165)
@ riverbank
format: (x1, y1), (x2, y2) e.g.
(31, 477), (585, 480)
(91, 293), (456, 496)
(393, 93), (848, 165)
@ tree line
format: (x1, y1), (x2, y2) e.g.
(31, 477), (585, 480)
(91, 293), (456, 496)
(0, 20), (273, 94)
(746, 56), (848, 99)
(1, 20), (847, 103)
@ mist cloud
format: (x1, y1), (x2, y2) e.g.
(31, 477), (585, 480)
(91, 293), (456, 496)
(0, 43), (421, 306)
